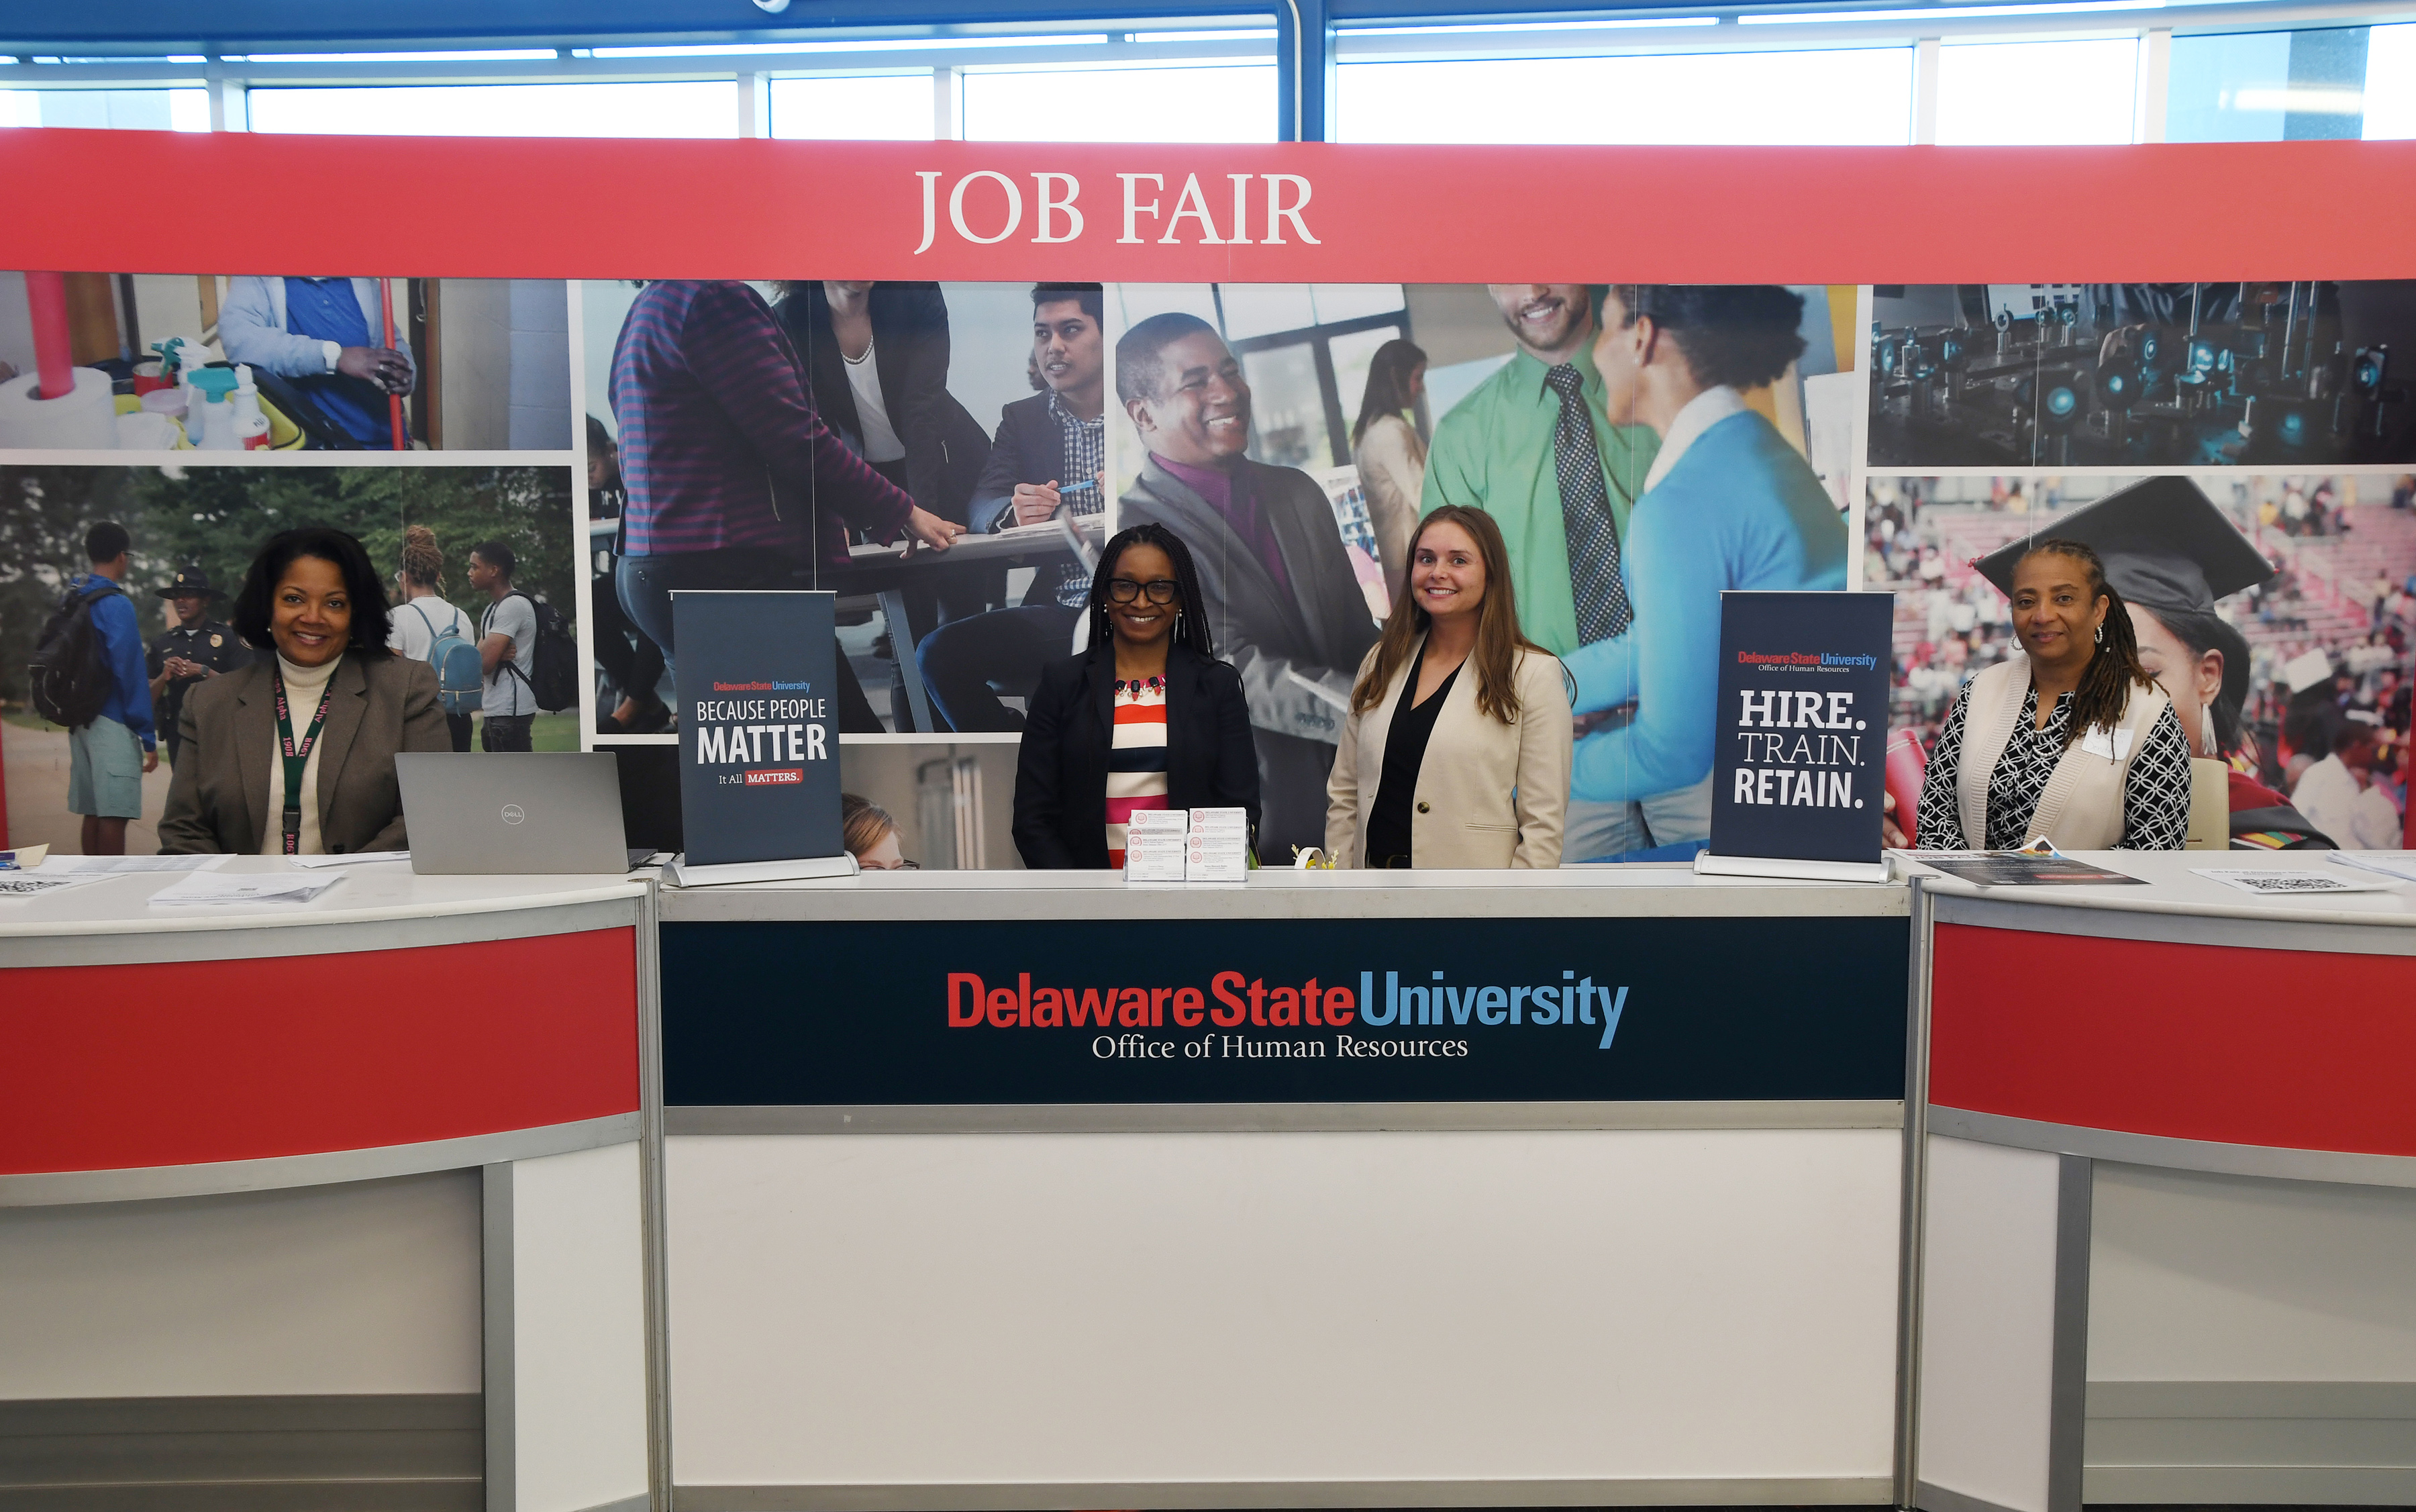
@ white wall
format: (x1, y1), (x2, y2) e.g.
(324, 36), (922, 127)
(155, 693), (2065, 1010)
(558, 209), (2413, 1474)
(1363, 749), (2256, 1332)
(0, 1170), (482, 1399)
(666, 1129), (1901, 1489)
(2091, 1161), (2416, 1381)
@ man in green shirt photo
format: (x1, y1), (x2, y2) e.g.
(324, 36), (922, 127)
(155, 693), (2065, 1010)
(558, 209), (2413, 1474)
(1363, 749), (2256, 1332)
(1420, 284), (1682, 861)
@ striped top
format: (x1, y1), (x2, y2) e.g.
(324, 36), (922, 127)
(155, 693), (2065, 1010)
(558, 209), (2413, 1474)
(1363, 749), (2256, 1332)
(1105, 676), (1170, 868)
(608, 279), (913, 566)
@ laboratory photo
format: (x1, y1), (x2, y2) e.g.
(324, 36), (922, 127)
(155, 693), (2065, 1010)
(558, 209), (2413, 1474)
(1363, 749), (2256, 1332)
(1868, 281), (2416, 468)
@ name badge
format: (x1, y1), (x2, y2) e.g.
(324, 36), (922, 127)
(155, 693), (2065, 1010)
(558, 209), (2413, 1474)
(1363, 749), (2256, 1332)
(2080, 726), (2134, 762)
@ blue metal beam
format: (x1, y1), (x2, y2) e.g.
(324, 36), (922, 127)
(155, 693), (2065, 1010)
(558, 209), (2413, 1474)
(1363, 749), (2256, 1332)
(0, 0), (1715, 52)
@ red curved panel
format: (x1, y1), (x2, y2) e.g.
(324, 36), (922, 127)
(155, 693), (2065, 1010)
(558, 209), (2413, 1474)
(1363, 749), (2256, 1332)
(1, 927), (640, 1175)
(1931, 923), (2416, 1157)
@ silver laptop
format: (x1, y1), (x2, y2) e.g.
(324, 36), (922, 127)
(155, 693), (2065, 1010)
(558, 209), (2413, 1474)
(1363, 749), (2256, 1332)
(397, 752), (639, 874)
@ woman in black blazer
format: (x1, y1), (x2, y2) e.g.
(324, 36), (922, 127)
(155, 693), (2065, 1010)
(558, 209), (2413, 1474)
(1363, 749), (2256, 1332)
(1013, 523), (1261, 868)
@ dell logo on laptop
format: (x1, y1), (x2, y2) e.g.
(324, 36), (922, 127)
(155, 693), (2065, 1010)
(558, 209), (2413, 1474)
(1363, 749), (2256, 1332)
(501, 804), (526, 825)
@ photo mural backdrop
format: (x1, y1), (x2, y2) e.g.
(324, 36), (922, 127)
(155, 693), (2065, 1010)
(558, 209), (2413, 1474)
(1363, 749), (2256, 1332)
(3, 132), (2409, 858)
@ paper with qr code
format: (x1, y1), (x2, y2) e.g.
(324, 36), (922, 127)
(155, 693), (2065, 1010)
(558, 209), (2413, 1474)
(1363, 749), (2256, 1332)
(2193, 868), (2401, 895)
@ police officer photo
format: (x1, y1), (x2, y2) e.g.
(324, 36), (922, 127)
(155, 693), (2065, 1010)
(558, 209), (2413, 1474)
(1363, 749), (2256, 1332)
(146, 565), (249, 768)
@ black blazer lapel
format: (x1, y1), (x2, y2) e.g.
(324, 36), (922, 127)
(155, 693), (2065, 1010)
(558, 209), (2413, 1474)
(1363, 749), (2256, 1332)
(1160, 646), (1203, 805)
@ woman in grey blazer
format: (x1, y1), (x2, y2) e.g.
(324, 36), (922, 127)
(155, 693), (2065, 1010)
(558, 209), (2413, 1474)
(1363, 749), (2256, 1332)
(160, 527), (450, 856)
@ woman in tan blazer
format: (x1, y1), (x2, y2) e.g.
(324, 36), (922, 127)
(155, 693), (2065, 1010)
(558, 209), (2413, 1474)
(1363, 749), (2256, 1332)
(160, 526), (450, 856)
(1326, 505), (1572, 868)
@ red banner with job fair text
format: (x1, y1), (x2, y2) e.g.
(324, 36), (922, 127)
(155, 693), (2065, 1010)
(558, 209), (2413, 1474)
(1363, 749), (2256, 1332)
(6, 130), (2416, 282)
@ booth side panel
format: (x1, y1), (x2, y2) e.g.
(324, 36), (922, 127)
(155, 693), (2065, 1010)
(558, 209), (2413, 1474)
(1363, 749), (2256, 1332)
(1917, 1135), (2061, 1512)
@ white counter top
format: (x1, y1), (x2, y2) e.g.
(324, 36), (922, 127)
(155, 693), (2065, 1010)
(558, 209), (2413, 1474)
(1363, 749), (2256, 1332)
(0, 856), (647, 941)
(659, 862), (1913, 922)
(1904, 850), (2416, 931)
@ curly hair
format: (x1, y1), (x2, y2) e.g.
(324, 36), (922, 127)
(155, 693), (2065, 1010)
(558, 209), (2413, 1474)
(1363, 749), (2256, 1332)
(232, 526), (392, 654)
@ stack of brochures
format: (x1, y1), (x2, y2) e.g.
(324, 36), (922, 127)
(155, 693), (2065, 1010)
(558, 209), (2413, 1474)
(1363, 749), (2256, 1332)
(149, 870), (348, 907)
(1185, 807), (1250, 883)
(1123, 809), (1190, 883)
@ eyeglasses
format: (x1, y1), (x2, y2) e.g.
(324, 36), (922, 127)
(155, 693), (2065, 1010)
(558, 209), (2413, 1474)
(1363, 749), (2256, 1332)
(860, 858), (921, 870)
(1105, 578), (1180, 605)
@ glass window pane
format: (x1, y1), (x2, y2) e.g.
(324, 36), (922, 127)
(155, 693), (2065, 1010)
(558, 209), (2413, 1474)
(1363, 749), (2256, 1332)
(768, 74), (932, 140)
(248, 81), (738, 137)
(961, 64), (1275, 142)
(2166, 30), (2291, 141)
(1218, 285), (1319, 340)
(1112, 284), (1220, 330)
(2169, 28), (2376, 142)
(1935, 38), (2138, 144)
(1310, 284), (1407, 325)
(1, 87), (207, 130)
(1240, 342), (1335, 472)
(2368, 23), (2416, 139)
(1336, 49), (1912, 144)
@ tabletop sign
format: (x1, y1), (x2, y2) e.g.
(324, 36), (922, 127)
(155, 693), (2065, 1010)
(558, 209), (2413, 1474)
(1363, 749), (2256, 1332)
(1707, 591), (1896, 870)
(661, 913), (1908, 1107)
(672, 590), (842, 867)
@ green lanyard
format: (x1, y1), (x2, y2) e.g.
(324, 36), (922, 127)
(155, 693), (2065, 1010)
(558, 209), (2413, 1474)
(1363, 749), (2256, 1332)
(273, 666), (335, 856)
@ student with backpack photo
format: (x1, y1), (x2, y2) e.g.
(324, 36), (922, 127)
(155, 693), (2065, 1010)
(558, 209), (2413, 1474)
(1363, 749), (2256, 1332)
(468, 538), (577, 751)
(387, 525), (480, 752)
(32, 522), (158, 855)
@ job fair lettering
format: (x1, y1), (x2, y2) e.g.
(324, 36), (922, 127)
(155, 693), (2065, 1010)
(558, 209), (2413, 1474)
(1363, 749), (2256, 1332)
(1728, 656), (1872, 811)
(913, 169), (1317, 254)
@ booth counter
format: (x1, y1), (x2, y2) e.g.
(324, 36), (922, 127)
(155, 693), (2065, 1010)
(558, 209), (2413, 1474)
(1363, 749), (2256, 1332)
(1904, 852), (2416, 1512)
(654, 867), (1913, 1511)
(11, 853), (2416, 1512)
(0, 859), (655, 1512)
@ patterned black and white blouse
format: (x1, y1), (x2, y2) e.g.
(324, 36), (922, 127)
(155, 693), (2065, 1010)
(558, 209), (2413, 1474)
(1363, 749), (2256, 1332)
(1915, 681), (2193, 851)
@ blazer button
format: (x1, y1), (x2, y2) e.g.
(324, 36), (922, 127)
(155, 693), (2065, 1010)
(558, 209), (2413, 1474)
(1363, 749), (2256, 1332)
(1415, 801), (1431, 814)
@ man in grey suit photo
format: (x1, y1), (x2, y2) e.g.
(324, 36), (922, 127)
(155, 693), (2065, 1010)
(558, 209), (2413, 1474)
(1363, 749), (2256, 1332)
(1115, 312), (1379, 861)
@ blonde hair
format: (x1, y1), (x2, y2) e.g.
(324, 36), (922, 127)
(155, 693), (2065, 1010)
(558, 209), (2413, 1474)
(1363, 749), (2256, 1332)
(1350, 505), (1544, 725)
(399, 524), (444, 591)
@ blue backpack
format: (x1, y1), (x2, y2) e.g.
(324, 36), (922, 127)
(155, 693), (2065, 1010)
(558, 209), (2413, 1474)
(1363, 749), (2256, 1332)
(408, 601), (483, 717)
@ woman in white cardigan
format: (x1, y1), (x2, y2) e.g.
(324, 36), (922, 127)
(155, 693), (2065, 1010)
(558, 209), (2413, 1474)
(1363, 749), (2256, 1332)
(1901, 536), (2192, 852)
(1326, 504), (1572, 868)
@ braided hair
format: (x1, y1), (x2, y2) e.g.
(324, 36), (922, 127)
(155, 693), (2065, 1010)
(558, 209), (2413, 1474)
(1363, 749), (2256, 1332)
(399, 523), (444, 591)
(2019, 537), (2160, 748)
(1086, 523), (1215, 661)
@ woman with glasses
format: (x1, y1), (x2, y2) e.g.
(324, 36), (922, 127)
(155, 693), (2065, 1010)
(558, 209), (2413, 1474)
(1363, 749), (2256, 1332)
(1012, 523), (1260, 868)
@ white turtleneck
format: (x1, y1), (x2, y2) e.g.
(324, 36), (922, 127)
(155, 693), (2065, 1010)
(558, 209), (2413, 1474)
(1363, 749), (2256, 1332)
(260, 652), (342, 856)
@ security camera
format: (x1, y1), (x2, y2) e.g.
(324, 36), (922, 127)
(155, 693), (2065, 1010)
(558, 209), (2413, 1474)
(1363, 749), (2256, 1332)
(753, 0), (791, 11)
